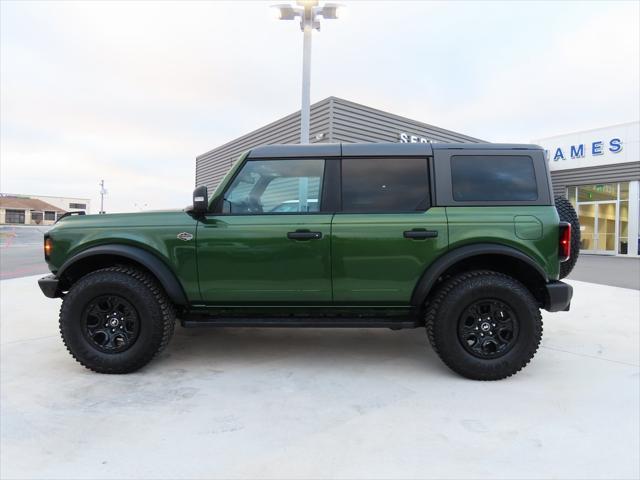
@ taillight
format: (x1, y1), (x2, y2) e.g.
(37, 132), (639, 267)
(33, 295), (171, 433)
(44, 236), (53, 260)
(559, 222), (571, 262)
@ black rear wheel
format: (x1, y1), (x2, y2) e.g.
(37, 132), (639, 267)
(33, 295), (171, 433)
(458, 299), (519, 359)
(555, 196), (580, 279)
(425, 270), (542, 380)
(59, 266), (175, 373)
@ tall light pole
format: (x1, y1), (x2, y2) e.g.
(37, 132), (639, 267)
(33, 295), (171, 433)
(271, 1), (345, 144)
(99, 179), (107, 214)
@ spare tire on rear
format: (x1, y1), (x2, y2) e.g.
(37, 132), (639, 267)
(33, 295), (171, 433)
(555, 196), (580, 279)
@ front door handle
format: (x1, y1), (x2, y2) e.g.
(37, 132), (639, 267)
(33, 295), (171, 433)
(287, 230), (322, 240)
(403, 229), (438, 239)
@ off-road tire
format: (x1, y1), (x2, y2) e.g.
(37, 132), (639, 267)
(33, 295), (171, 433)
(555, 196), (580, 279)
(425, 270), (542, 380)
(59, 266), (175, 373)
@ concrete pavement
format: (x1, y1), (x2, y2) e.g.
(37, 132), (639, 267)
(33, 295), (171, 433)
(1, 275), (639, 479)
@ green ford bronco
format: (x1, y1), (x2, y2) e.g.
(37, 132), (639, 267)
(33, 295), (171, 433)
(39, 142), (579, 380)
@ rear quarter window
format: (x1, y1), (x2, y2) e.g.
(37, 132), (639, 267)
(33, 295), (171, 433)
(451, 155), (538, 202)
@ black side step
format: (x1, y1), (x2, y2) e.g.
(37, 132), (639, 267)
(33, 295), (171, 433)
(181, 316), (421, 329)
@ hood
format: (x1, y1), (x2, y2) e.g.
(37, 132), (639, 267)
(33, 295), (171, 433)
(52, 210), (193, 229)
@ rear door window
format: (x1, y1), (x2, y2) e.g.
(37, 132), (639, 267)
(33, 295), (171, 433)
(450, 155), (538, 201)
(341, 158), (429, 212)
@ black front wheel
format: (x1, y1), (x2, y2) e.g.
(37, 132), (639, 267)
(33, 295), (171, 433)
(426, 270), (542, 380)
(59, 266), (175, 374)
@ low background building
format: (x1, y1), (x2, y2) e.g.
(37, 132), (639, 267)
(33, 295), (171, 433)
(0, 194), (91, 225)
(533, 121), (640, 256)
(29, 194), (91, 216)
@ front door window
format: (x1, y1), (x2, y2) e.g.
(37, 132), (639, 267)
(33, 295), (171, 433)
(223, 159), (324, 214)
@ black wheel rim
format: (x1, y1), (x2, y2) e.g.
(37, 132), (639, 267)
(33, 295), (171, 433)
(82, 295), (140, 353)
(457, 299), (519, 359)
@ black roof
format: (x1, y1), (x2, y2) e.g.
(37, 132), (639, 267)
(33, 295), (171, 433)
(246, 142), (543, 158)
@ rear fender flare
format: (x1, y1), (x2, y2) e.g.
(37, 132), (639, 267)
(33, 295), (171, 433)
(410, 243), (548, 306)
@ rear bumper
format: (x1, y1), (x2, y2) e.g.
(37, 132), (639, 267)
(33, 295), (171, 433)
(544, 281), (573, 312)
(38, 274), (61, 298)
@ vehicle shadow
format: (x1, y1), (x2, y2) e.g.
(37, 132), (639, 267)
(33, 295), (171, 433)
(159, 325), (452, 378)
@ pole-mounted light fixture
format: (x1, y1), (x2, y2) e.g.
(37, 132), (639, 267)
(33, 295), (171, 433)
(271, 1), (345, 144)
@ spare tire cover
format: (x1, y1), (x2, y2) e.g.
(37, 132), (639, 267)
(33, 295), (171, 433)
(555, 196), (580, 279)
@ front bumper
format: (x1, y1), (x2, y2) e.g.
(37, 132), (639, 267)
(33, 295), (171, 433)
(38, 274), (61, 298)
(544, 281), (573, 312)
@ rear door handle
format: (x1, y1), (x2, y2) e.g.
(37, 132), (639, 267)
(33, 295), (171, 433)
(287, 230), (322, 240)
(403, 229), (438, 239)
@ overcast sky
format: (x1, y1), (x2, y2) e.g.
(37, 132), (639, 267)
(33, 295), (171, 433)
(1, 0), (639, 213)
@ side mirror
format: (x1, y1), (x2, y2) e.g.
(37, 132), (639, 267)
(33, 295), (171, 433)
(192, 186), (208, 214)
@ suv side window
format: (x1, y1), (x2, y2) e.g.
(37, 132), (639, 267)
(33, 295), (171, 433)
(451, 155), (538, 201)
(223, 159), (324, 214)
(341, 157), (429, 212)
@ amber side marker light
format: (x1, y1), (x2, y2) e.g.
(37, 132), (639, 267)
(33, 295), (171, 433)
(559, 222), (571, 262)
(44, 237), (53, 260)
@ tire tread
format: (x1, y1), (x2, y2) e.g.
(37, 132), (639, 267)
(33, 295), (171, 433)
(59, 266), (175, 374)
(425, 270), (542, 380)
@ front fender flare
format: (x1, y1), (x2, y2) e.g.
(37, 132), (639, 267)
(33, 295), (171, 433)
(410, 243), (549, 306)
(57, 244), (188, 306)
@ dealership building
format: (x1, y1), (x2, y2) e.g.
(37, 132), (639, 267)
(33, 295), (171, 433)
(533, 121), (639, 257)
(196, 97), (639, 257)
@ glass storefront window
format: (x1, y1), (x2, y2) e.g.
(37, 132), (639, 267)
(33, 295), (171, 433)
(577, 183), (618, 202)
(619, 200), (629, 254)
(620, 182), (629, 200)
(578, 204), (596, 251)
(597, 203), (616, 251)
(569, 181), (632, 255)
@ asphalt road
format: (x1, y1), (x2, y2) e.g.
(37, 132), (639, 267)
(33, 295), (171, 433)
(0, 226), (50, 280)
(568, 254), (640, 290)
(1, 226), (639, 289)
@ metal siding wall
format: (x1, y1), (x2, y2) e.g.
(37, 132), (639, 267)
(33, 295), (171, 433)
(551, 161), (640, 197)
(195, 96), (485, 192)
(331, 98), (484, 144)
